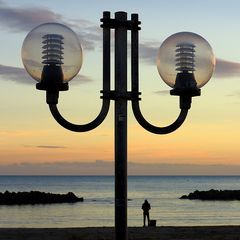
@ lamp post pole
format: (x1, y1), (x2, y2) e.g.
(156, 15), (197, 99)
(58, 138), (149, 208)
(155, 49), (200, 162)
(22, 10), (215, 240)
(114, 11), (128, 240)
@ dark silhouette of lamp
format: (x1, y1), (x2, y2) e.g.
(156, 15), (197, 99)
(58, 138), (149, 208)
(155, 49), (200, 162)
(21, 13), (215, 240)
(21, 22), (83, 103)
(39, 33), (65, 90)
(157, 32), (215, 109)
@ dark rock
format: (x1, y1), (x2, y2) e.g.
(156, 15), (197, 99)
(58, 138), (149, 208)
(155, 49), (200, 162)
(180, 189), (240, 200)
(0, 191), (84, 205)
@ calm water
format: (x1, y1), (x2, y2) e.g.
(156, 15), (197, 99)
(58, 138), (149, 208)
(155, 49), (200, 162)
(0, 175), (240, 227)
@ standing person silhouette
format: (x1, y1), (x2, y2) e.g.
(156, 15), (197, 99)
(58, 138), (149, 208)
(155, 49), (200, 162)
(142, 199), (151, 227)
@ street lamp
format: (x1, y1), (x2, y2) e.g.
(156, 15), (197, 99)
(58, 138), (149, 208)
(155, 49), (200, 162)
(21, 11), (215, 240)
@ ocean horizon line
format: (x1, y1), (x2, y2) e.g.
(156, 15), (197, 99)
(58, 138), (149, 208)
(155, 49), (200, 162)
(0, 174), (240, 177)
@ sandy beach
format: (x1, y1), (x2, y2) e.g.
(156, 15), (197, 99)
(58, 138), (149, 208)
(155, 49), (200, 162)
(0, 226), (240, 240)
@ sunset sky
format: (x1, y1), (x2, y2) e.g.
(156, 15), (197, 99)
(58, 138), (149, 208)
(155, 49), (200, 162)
(1, 0), (240, 175)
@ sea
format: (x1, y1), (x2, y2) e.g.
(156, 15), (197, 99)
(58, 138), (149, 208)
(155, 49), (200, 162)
(0, 175), (239, 228)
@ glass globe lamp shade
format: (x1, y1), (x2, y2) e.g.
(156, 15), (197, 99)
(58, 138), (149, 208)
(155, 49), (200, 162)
(21, 22), (83, 83)
(157, 32), (215, 89)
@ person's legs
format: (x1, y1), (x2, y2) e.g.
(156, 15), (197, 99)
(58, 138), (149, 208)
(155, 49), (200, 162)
(146, 212), (150, 226)
(143, 213), (146, 227)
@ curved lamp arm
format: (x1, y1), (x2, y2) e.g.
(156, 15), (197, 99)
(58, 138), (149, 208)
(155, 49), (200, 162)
(131, 13), (189, 135)
(49, 99), (110, 132)
(132, 100), (188, 134)
(47, 11), (111, 132)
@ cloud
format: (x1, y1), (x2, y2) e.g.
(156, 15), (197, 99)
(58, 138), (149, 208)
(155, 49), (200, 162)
(0, 161), (240, 175)
(1, 2), (240, 79)
(72, 74), (93, 84)
(0, 161), (114, 175)
(23, 145), (67, 149)
(226, 90), (240, 98)
(213, 58), (240, 78)
(129, 162), (240, 175)
(0, 5), (61, 32)
(139, 42), (240, 79)
(139, 41), (159, 64)
(0, 1), (100, 50)
(154, 90), (169, 95)
(0, 64), (93, 85)
(36, 145), (67, 149)
(0, 64), (32, 84)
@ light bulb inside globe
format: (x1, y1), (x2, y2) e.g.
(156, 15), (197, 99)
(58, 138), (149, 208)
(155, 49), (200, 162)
(21, 22), (83, 90)
(42, 34), (64, 66)
(157, 32), (215, 91)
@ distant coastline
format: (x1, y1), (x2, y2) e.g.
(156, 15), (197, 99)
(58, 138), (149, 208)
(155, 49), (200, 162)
(1, 161), (240, 175)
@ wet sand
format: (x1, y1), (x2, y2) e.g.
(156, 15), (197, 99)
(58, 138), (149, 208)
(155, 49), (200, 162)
(0, 226), (240, 240)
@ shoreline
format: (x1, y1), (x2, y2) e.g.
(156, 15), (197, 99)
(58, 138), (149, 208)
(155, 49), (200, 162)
(1, 226), (240, 240)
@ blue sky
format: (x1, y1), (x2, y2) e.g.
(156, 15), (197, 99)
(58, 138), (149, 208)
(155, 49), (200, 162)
(1, 0), (240, 175)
